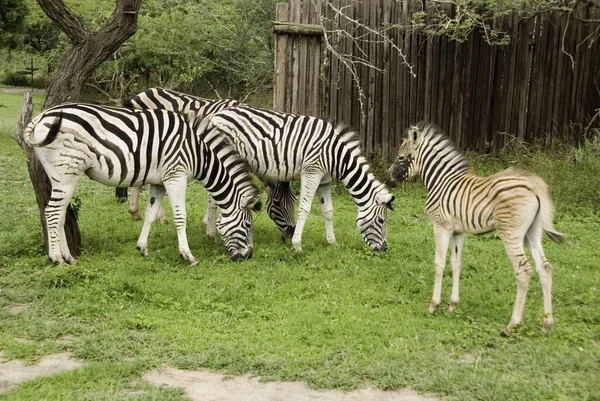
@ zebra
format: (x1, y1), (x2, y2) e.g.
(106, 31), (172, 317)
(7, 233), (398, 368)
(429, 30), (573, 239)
(128, 87), (297, 240)
(385, 122), (566, 335)
(205, 105), (395, 252)
(24, 103), (261, 266)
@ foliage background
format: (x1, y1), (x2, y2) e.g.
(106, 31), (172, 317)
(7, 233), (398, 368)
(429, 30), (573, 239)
(1, 0), (281, 102)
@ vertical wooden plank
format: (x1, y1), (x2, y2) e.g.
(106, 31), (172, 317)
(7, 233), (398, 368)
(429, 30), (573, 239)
(430, 35), (441, 125)
(343, 0), (355, 126)
(380, 0), (392, 159)
(515, 17), (533, 143)
(423, 3), (434, 122)
(351, 0), (363, 131)
(526, 15), (542, 145)
(273, 3), (290, 112)
(440, 2), (455, 136)
(465, 29), (481, 150)
(321, 0), (332, 120)
(328, 0), (340, 123)
(289, 0), (301, 113)
(386, 0), (398, 154)
(373, 0), (385, 157)
(408, 1), (419, 125)
(415, 20), (426, 127)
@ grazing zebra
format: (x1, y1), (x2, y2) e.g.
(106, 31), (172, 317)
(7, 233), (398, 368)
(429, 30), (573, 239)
(24, 103), (260, 265)
(206, 105), (395, 252)
(386, 122), (566, 335)
(128, 87), (297, 240)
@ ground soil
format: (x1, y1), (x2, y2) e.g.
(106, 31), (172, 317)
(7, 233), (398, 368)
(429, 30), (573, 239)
(0, 351), (442, 400)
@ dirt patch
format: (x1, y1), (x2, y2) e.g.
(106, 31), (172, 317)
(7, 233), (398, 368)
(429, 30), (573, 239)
(0, 87), (46, 95)
(5, 304), (29, 315)
(0, 351), (85, 394)
(144, 366), (443, 401)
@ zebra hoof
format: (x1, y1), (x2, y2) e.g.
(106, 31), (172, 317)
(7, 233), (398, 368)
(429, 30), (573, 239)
(501, 327), (511, 337)
(136, 245), (149, 258)
(130, 212), (141, 221)
(448, 302), (457, 312)
(427, 303), (438, 314)
(63, 255), (77, 265)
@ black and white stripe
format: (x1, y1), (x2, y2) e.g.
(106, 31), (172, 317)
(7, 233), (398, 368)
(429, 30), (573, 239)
(208, 105), (395, 252)
(386, 121), (566, 335)
(25, 103), (260, 265)
(129, 87), (298, 240)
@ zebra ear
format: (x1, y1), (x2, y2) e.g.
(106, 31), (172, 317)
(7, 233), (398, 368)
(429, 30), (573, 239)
(242, 193), (262, 211)
(375, 192), (395, 207)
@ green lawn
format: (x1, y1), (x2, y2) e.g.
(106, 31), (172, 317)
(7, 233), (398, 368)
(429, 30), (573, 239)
(0, 90), (599, 400)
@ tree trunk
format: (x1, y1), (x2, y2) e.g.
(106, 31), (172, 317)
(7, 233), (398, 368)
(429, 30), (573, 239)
(23, 0), (142, 260)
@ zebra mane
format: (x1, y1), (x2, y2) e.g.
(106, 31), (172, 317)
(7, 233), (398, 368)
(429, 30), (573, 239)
(332, 122), (390, 197)
(193, 119), (260, 204)
(334, 123), (360, 144)
(418, 121), (470, 172)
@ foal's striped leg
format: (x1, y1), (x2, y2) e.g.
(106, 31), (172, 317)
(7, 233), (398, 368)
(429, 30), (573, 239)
(449, 232), (465, 312)
(428, 224), (452, 313)
(525, 215), (554, 332)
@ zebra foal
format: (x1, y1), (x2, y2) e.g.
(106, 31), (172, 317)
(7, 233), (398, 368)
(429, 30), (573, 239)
(386, 122), (565, 335)
(25, 103), (260, 265)
(128, 88), (297, 240)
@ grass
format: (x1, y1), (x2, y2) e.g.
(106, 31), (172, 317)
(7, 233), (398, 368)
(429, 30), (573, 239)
(1, 90), (599, 400)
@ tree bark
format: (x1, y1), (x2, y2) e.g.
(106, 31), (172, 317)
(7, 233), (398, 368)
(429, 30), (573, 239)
(23, 0), (142, 259)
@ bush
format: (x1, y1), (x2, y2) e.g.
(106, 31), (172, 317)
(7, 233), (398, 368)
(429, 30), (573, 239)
(1, 71), (46, 88)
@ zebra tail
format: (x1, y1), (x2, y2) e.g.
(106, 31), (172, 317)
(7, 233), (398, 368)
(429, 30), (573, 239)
(533, 177), (567, 244)
(25, 113), (63, 147)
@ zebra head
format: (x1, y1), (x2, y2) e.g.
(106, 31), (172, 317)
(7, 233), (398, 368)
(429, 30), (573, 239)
(217, 191), (262, 261)
(266, 182), (297, 240)
(356, 186), (395, 252)
(385, 124), (421, 187)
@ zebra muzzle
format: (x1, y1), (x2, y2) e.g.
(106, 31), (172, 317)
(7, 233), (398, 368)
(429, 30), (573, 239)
(230, 246), (253, 262)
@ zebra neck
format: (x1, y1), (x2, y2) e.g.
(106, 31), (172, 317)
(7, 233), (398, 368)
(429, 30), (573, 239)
(339, 164), (378, 207)
(420, 145), (469, 194)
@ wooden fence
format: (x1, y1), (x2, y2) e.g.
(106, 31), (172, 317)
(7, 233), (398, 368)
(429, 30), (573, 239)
(273, 0), (600, 159)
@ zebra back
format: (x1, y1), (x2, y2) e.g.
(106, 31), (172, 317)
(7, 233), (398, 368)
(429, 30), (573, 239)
(127, 87), (240, 121)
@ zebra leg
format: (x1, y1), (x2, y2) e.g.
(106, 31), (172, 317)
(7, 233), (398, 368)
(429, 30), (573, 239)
(500, 236), (534, 336)
(128, 187), (142, 221)
(136, 185), (166, 259)
(448, 232), (465, 312)
(316, 181), (336, 245)
(428, 224), (452, 313)
(46, 180), (80, 265)
(163, 177), (198, 266)
(157, 203), (169, 224)
(292, 172), (324, 252)
(203, 195), (218, 243)
(525, 217), (554, 333)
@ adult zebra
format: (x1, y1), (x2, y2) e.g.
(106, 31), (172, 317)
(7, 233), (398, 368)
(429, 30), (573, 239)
(206, 105), (395, 252)
(128, 88), (297, 240)
(24, 103), (261, 265)
(386, 122), (565, 335)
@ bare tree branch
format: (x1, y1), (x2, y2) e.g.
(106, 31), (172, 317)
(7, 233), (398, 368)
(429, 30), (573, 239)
(34, 0), (88, 44)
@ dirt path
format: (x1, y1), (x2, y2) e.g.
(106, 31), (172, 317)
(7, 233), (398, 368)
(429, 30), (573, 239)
(0, 352), (84, 394)
(0, 352), (442, 400)
(144, 367), (443, 401)
(0, 87), (46, 94)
